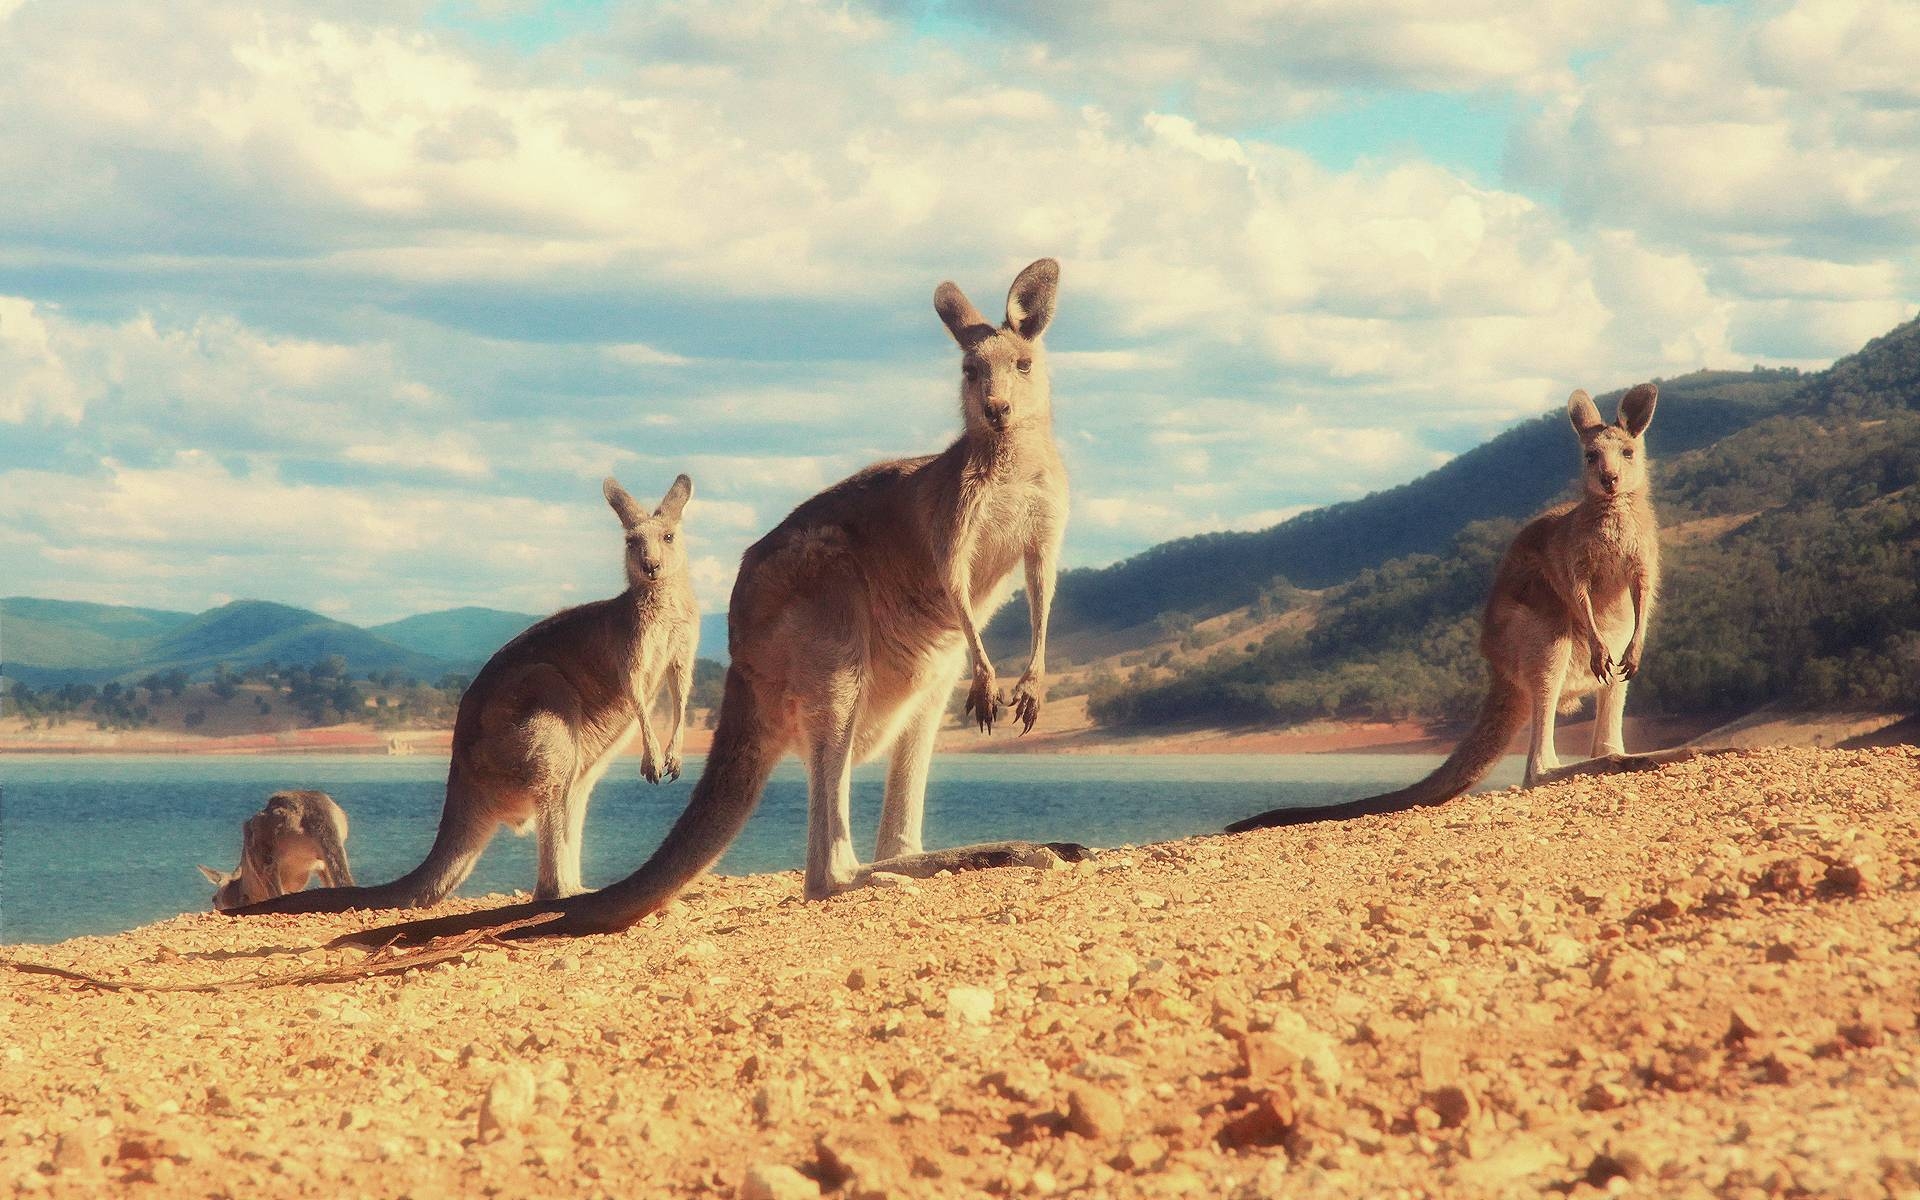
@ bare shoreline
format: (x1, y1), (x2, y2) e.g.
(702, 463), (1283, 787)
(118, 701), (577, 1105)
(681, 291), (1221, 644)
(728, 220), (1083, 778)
(3, 746), (1915, 1197)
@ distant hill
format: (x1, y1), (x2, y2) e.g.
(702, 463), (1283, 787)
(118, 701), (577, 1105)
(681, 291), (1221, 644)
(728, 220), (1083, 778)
(1093, 316), (1920, 729)
(988, 367), (1803, 653)
(3, 595), (734, 689)
(142, 600), (447, 682)
(370, 607), (542, 669)
(1, 597), (196, 679)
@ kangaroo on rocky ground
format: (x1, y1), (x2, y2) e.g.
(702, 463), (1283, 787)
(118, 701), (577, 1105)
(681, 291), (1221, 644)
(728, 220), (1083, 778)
(1229, 383), (1662, 832)
(199, 790), (354, 912)
(230, 475), (700, 915)
(328, 258), (1087, 949)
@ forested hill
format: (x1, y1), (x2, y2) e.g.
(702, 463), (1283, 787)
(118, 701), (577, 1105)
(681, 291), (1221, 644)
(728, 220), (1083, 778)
(1091, 316), (1920, 729)
(988, 368), (1802, 647)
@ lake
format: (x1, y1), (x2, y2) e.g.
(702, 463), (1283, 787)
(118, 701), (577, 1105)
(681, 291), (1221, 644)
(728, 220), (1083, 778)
(0, 752), (1523, 944)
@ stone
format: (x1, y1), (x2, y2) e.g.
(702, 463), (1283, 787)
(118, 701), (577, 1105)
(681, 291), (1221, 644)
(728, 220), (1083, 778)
(946, 986), (995, 1027)
(1065, 1084), (1126, 1141)
(1216, 1088), (1294, 1150)
(477, 1065), (536, 1141)
(1424, 1084), (1477, 1129)
(741, 1163), (821, 1200)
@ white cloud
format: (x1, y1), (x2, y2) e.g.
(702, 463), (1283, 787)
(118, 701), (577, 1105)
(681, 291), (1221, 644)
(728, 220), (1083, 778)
(0, 0), (1913, 626)
(0, 297), (91, 424)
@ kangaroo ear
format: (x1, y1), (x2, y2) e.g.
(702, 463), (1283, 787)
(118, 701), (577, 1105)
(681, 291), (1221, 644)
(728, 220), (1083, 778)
(198, 864), (228, 886)
(935, 281), (993, 348)
(655, 473), (693, 522)
(604, 477), (647, 529)
(1567, 389), (1606, 437)
(1004, 257), (1059, 340)
(1617, 382), (1658, 436)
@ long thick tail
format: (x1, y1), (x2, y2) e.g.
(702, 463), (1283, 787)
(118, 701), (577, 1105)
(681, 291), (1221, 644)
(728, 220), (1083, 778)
(331, 665), (781, 947)
(228, 779), (495, 916)
(1225, 678), (1527, 832)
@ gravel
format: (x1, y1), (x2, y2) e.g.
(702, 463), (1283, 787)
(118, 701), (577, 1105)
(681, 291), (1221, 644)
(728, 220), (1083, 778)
(2, 746), (1916, 1198)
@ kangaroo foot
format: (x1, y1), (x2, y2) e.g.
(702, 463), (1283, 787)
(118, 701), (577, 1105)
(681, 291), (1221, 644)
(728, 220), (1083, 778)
(854, 840), (1093, 885)
(1529, 746), (1738, 787)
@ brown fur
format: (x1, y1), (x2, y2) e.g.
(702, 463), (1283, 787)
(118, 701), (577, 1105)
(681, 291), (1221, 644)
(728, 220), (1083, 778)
(329, 259), (1074, 946)
(199, 790), (353, 911)
(228, 475), (699, 915)
(1228, 383), (1661, 831)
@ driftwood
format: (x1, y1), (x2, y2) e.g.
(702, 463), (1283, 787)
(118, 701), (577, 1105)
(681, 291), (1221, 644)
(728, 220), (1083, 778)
(3, 913), (562, 993)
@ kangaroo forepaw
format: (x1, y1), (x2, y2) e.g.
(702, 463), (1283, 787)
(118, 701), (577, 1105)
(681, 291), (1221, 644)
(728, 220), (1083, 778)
(1589, 644), (1613, 684)
(1010, 689), (1040, 735)
(965, 673), (1002, 734)
(1618, 650), (1641, 681)
(641, 755), (662, 784)
(663, 752), (682, 783)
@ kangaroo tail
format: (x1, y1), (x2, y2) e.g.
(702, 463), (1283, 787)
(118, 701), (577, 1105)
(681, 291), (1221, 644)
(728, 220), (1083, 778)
(1225, 678), (1527, 832)
(553, 665), (780, 933)
(227, 779), (495, 916)
(330, 665), (781, 947)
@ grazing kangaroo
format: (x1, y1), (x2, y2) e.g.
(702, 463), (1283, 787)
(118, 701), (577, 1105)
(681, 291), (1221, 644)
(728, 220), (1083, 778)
(330, 258), (1081, 948)
(199, 790), (353, 912)
(1229, 383), (1661, 832)
(230, 475), (700, 914)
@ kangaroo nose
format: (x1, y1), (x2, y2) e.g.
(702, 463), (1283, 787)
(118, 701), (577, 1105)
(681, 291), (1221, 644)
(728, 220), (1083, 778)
(987, 401), (1011, 426)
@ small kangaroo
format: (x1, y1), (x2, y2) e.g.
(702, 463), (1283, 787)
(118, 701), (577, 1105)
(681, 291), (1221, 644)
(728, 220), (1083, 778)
(1229, 383), (1661, 831)
(199, 790), (354, 912)
(330, 258), (1081, 947)
(230, 475), (700, 914)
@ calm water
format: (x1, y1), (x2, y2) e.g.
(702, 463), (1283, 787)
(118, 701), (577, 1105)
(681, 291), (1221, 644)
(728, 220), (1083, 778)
(0, 752), (1521, 944)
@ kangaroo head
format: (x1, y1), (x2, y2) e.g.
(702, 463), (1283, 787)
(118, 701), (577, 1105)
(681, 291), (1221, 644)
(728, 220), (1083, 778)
(605, 473), (693, 591)
(198, 863), (251, 912)
(935, 257), (1059, 438)
(1569, 383), (1657, 500)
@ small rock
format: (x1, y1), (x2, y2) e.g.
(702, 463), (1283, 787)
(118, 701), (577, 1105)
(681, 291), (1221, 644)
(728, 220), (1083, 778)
(983, 1066), (1050, 1103)
(477, 1065), (536, 1141)
(1824, 858), (1876, 894)
(1134, 890), (1167, 910)
(1424, 1083), (1478, 1129)
(946, 986), (995, 1027)
(741, 1163), (821, 1200)
(1726, 1008), (1763, 1044)
(1586, 1150), (1648, 1186)
(1065, 1084), (1126, 1141)
(52, 1128), (103, 1173)
(548, 954), (581, 973)
(1118, 1136), (1165, 1170)
(1216, 1087), (1294, 1149)
(845, 967), (869, 990)
(1581, 1081), (1629, 1111)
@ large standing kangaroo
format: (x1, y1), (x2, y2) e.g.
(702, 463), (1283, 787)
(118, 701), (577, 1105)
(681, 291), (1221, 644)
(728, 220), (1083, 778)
(1229, 383), (1662, 831)
(231, 475), (699, 914)
(336, 258), (1078, 947)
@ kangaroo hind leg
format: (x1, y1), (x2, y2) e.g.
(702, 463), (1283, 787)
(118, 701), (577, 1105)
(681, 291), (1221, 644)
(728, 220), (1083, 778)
(875, 685), (944, 861)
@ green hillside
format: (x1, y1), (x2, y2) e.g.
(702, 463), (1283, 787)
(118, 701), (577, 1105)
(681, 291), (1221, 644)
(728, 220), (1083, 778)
(370, 607), (542, 668)
(0, 597), (195, 673)
(1092, 318), (1920, 729)
(136, 601), (446, 681)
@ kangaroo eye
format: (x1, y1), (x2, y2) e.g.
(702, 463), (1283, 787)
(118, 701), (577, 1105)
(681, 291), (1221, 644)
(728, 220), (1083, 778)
(1622, 448), (1634, 459)
(663, 532), (674, 543)
(1016, 358), (1032, 374)
(962, 363), (979, 381)
(1585, 451), (1600, 463)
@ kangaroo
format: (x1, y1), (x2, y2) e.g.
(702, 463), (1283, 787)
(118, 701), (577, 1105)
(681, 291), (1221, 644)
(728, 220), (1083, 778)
(1228, 383), (1661, 832)
(327, 258), (1081, 948)
(199, 790), (354, 912)
(230, 474), (700, 914)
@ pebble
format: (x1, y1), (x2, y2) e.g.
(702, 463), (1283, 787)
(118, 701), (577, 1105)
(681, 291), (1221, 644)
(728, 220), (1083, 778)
(946, 986), (995, 1027)
(477, 1065), (536, 1141)
(741, 1163), (821, 1200)
(1065, 1084), (1127, 1140)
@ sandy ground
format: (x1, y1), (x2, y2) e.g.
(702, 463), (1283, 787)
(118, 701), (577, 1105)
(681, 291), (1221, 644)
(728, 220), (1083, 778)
(3, 746), (1918, 1198)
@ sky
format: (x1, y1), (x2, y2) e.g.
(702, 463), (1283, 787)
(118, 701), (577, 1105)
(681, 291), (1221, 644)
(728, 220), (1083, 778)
(1, 0), (1916, 626)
